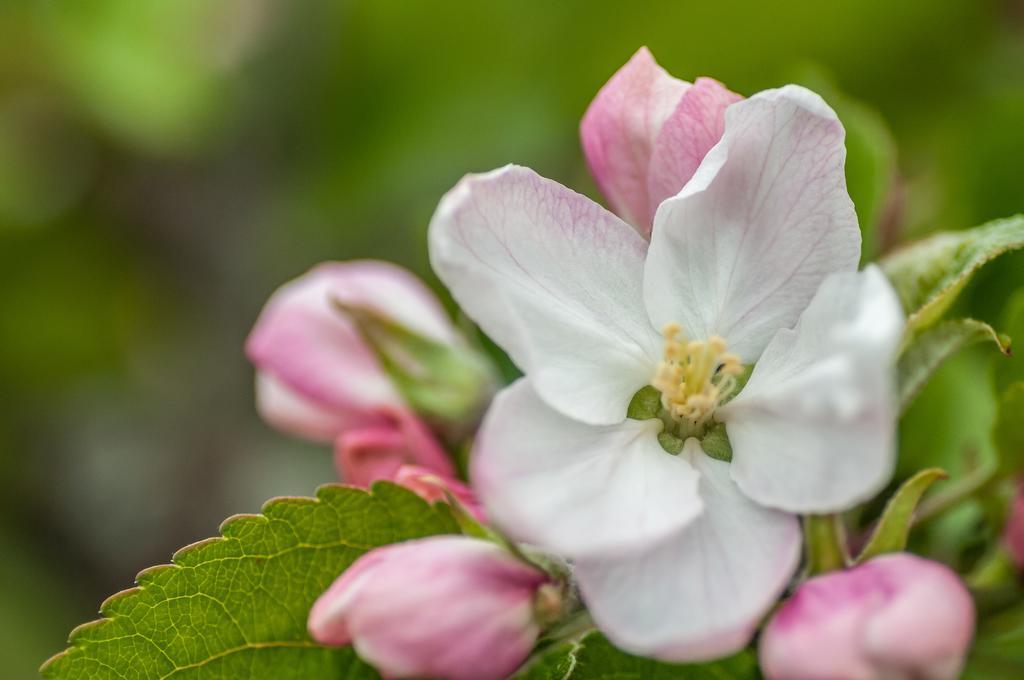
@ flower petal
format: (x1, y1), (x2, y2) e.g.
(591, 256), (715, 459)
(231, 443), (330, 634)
(334, 411), (456, 487)
(334, 426), (407, 487)
(247, 261), (454, 438)
(644, 85), (861, 362)
(646, 77), (743, 217)
(718, 266), (904, 513)
(471, 379), (702, 559)
(575, 440), (801, 661)
(429, 164), (659, 426)
(255, 371), (377, 442)
(580, 47), (689, 232)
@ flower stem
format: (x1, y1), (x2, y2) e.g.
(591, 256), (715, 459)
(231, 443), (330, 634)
(804, 514), (849, 576)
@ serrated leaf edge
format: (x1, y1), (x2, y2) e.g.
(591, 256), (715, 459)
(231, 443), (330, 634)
(40, 482), (441, 677)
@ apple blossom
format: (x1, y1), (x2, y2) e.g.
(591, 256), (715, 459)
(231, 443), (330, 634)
(246, 261), (487, 508)
(308, 536), (555, 680)
(429, 64), (904, 658)
(759, 553), (975, 680)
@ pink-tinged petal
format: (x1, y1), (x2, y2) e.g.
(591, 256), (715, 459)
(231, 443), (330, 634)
(248, 261), (455, 439)
(575, 440), (801, 661)
(644, 85), (861, 363)
(646, 77), (743, 217)
(334, 411), (456, 487)
(334, 426), (407, 487)
(581, 47), (690, 233)
(309, 536), (548, 680)
(325, 261), (458, 345)
(760, 553), (975, 680)
(393, 465), (487, 523)
(719, 267), (903, 513)
(429, 165), (660, 426)
(472, 379), (702, 559)
(1004, 481), (1024, 569)
(255, 371), (379, 442)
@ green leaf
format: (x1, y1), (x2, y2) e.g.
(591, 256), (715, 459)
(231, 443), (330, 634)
(856, 468), (948, 563)
(41, 482), (459, 680)
(994, 382), (1024, 476)
(880, 215), (1024, 334)
(515, 631), (759, 679)
(898, 318), (1011, 412)
(995, 290), (1024, 394)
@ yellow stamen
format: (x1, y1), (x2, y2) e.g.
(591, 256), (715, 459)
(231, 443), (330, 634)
(651, 323), (744, 434)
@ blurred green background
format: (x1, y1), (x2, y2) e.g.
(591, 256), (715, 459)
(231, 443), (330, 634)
(2, 0), (1023, 675)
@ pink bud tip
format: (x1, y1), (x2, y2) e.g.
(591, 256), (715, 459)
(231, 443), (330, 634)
(580, 48), (740, 235)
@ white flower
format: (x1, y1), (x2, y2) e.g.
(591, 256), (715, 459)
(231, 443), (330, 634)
(428, 85), (904, 660)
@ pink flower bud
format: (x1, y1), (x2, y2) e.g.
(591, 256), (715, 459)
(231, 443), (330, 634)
(1003, 480), (1024, 569)
(759, 553), (975, 680)
(392, 465), (486, 523)
(246, 260), (459, 443)
(333, 409), (456, 487)
(309, 536), (552, 680)
(580, 47), (741, 235)
(333, 421), (484, 520)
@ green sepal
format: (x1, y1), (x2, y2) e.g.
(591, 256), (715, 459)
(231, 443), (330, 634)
(338, 300), (496, 432)
(700, 422), (733, 462)
(855, 467), (948, 564)
(626, 385), (661, 420)
(657, 431), (684, 455)
(720, 364), (753, 406)
(897, 318), (1011, 413)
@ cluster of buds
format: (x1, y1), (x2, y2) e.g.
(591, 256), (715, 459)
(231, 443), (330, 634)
(246, 260), (494, 514)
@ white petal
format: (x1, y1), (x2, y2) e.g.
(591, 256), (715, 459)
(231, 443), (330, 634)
(471, 379), (702, 559)
(430, 164), (659, 425)
(718, 266), (904, 513)
(575, 440), (801, 661)
(644, 85), (861, 362)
